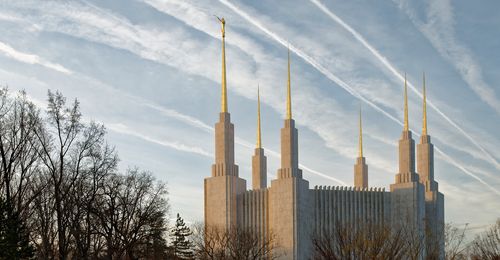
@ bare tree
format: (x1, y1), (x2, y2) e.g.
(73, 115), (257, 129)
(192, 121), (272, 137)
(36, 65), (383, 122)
(192, 223), (280, 260)
(31, 90), (85, 259)
(0, 88), (41, 258)
(66, 132), (118, 259)
(1, 89), (171, 259)
(93, 169), (169, 260)
(444, 223), (468, 260)
(30, 173), (57, 259)
(312, 220), (426, 260)
(468, 219), (500, 260)
(0, 88), (42, 220)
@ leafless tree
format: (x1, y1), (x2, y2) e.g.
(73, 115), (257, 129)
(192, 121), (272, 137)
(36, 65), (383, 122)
(0, 89), (170, 259)
(312, 220), (427, 260)
(468, 219), (500, 260)
(30, 90), (85, 259)
(93, 169), (169, 260)
(0, 88), (43, 219)
(0, 88), (42, 258)
(66, 133), (118, 259)
(192, 223), (280, 260)
(444, 223), (468, 260)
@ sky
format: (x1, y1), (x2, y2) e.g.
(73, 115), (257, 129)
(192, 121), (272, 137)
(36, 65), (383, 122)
(0, 0), (499, 233)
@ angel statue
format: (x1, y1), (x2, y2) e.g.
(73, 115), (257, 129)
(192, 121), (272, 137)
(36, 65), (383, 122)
(216, 16), (225, 38)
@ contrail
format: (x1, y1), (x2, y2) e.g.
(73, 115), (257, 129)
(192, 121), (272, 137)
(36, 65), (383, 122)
(217, 0), (500, 195)
(79, 72), (349, 186)
(310, 0), (500, 170)
(236, 137), (349, 186)
(107, 123), (213, 158)
(435, 146), (500, 196)
(0, 41), (73, 75)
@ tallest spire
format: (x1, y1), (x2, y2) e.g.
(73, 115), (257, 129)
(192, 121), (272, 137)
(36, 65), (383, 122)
(358, 106), (363, 158)
(219, 17), (228, 113)
(404, 73), (409, 131)
(286, 48), (292, 120)
(257, 85), (262, 148)
(422, 73), (427, 136)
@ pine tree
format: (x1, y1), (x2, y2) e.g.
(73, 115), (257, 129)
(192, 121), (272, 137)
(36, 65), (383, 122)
(169, 213), (193, 259)
(0, 198), (35, 260)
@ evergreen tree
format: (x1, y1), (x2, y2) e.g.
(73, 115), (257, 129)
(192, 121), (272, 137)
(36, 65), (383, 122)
(0, 198), (35, 260)
(169, 213), (193, 259)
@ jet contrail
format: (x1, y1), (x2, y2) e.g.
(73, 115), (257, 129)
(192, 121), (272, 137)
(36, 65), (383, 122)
(310, 0), (500, 170)
(80, 74), (348, 185)
(217, 0), (500, 195)
(107, 123), (214, 158)
(236, 137), (349, 186)
(435, 146), (500, 196)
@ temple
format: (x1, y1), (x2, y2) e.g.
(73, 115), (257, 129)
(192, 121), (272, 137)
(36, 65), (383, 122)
(204, 19), (444, 259)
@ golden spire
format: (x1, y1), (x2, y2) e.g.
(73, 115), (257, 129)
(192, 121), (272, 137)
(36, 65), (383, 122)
(358, 106), (363, 158)
(286, 47), (292, 119)
(404, 73), (409, 131)
(257, 85), (262, 148)
(218, 16), (228, 113)
(422, 72), (427, 136)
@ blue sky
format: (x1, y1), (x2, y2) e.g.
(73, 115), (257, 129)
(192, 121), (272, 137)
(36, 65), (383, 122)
(0, 0), (499, 233)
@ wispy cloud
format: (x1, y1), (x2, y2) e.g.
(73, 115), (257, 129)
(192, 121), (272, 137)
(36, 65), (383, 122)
(23, 0), (491, 194)
(107, 123), (213, 158)
(0, 41), (72, 74)
(310, 0), (500, 172)
(1, 0), (499, 225)
(214, 0), (500, 195)
(395, 0), (500, 117)
(73, 73), (351, 186)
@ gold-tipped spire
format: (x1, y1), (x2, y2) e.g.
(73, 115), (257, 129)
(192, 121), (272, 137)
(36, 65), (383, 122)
(404, 73), (409, 131)
(257, 85), (262, 148)
(218, 16), (228, 113)
(286, 48), (292, 120)
(422, 72), (427, 136)
(358, 106), (363, 158)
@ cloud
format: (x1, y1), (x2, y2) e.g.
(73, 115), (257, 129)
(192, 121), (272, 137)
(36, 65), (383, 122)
(142, 0), (403, 169)
(0, 41), (72, 74)
(107, 123), (213, 158)
(2, 0), (499, 225)
(10, 0), (490, 194)
(213, 0), (500, 195)
(71, 73), (351, 186)
(395, 0), (500, 127)
(310, 0), (500, 172)
(426, 2), (500, 115)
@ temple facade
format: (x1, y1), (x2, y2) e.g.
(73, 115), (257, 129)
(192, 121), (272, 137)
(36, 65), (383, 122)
(204, 19), (444, 259)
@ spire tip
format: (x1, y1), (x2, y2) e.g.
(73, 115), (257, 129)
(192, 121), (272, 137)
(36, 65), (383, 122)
(220, 17), (228, 113)
(286, 48), (292, 120)
(257, 85), (262, 148)
(404, 73), (409, 131)
(422, 72), (427, 135)
(358, 105), (363, 158)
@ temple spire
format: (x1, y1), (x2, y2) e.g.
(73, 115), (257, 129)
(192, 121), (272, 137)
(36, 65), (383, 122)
(422, 73), (427, 136)
(354, 105), (368, 188)
(257, 85), (262, 148)
(404, 73), (409, 131)
(219, 17), (228, 113)
(253, 85), (267, 189)
(358, 106), (363, 158)
(277, 47), (302, 179)
(286, 48), (292, 120)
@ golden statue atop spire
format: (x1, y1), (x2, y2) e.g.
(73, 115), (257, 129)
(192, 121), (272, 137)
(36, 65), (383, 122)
(358, 106), (363, 158)
(404, 73), (409, 131)
(257, 85), (262, 148)
(286, 47), (292, 120)
(422, 73), (427, 136)
(217, 16), (228, 113)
